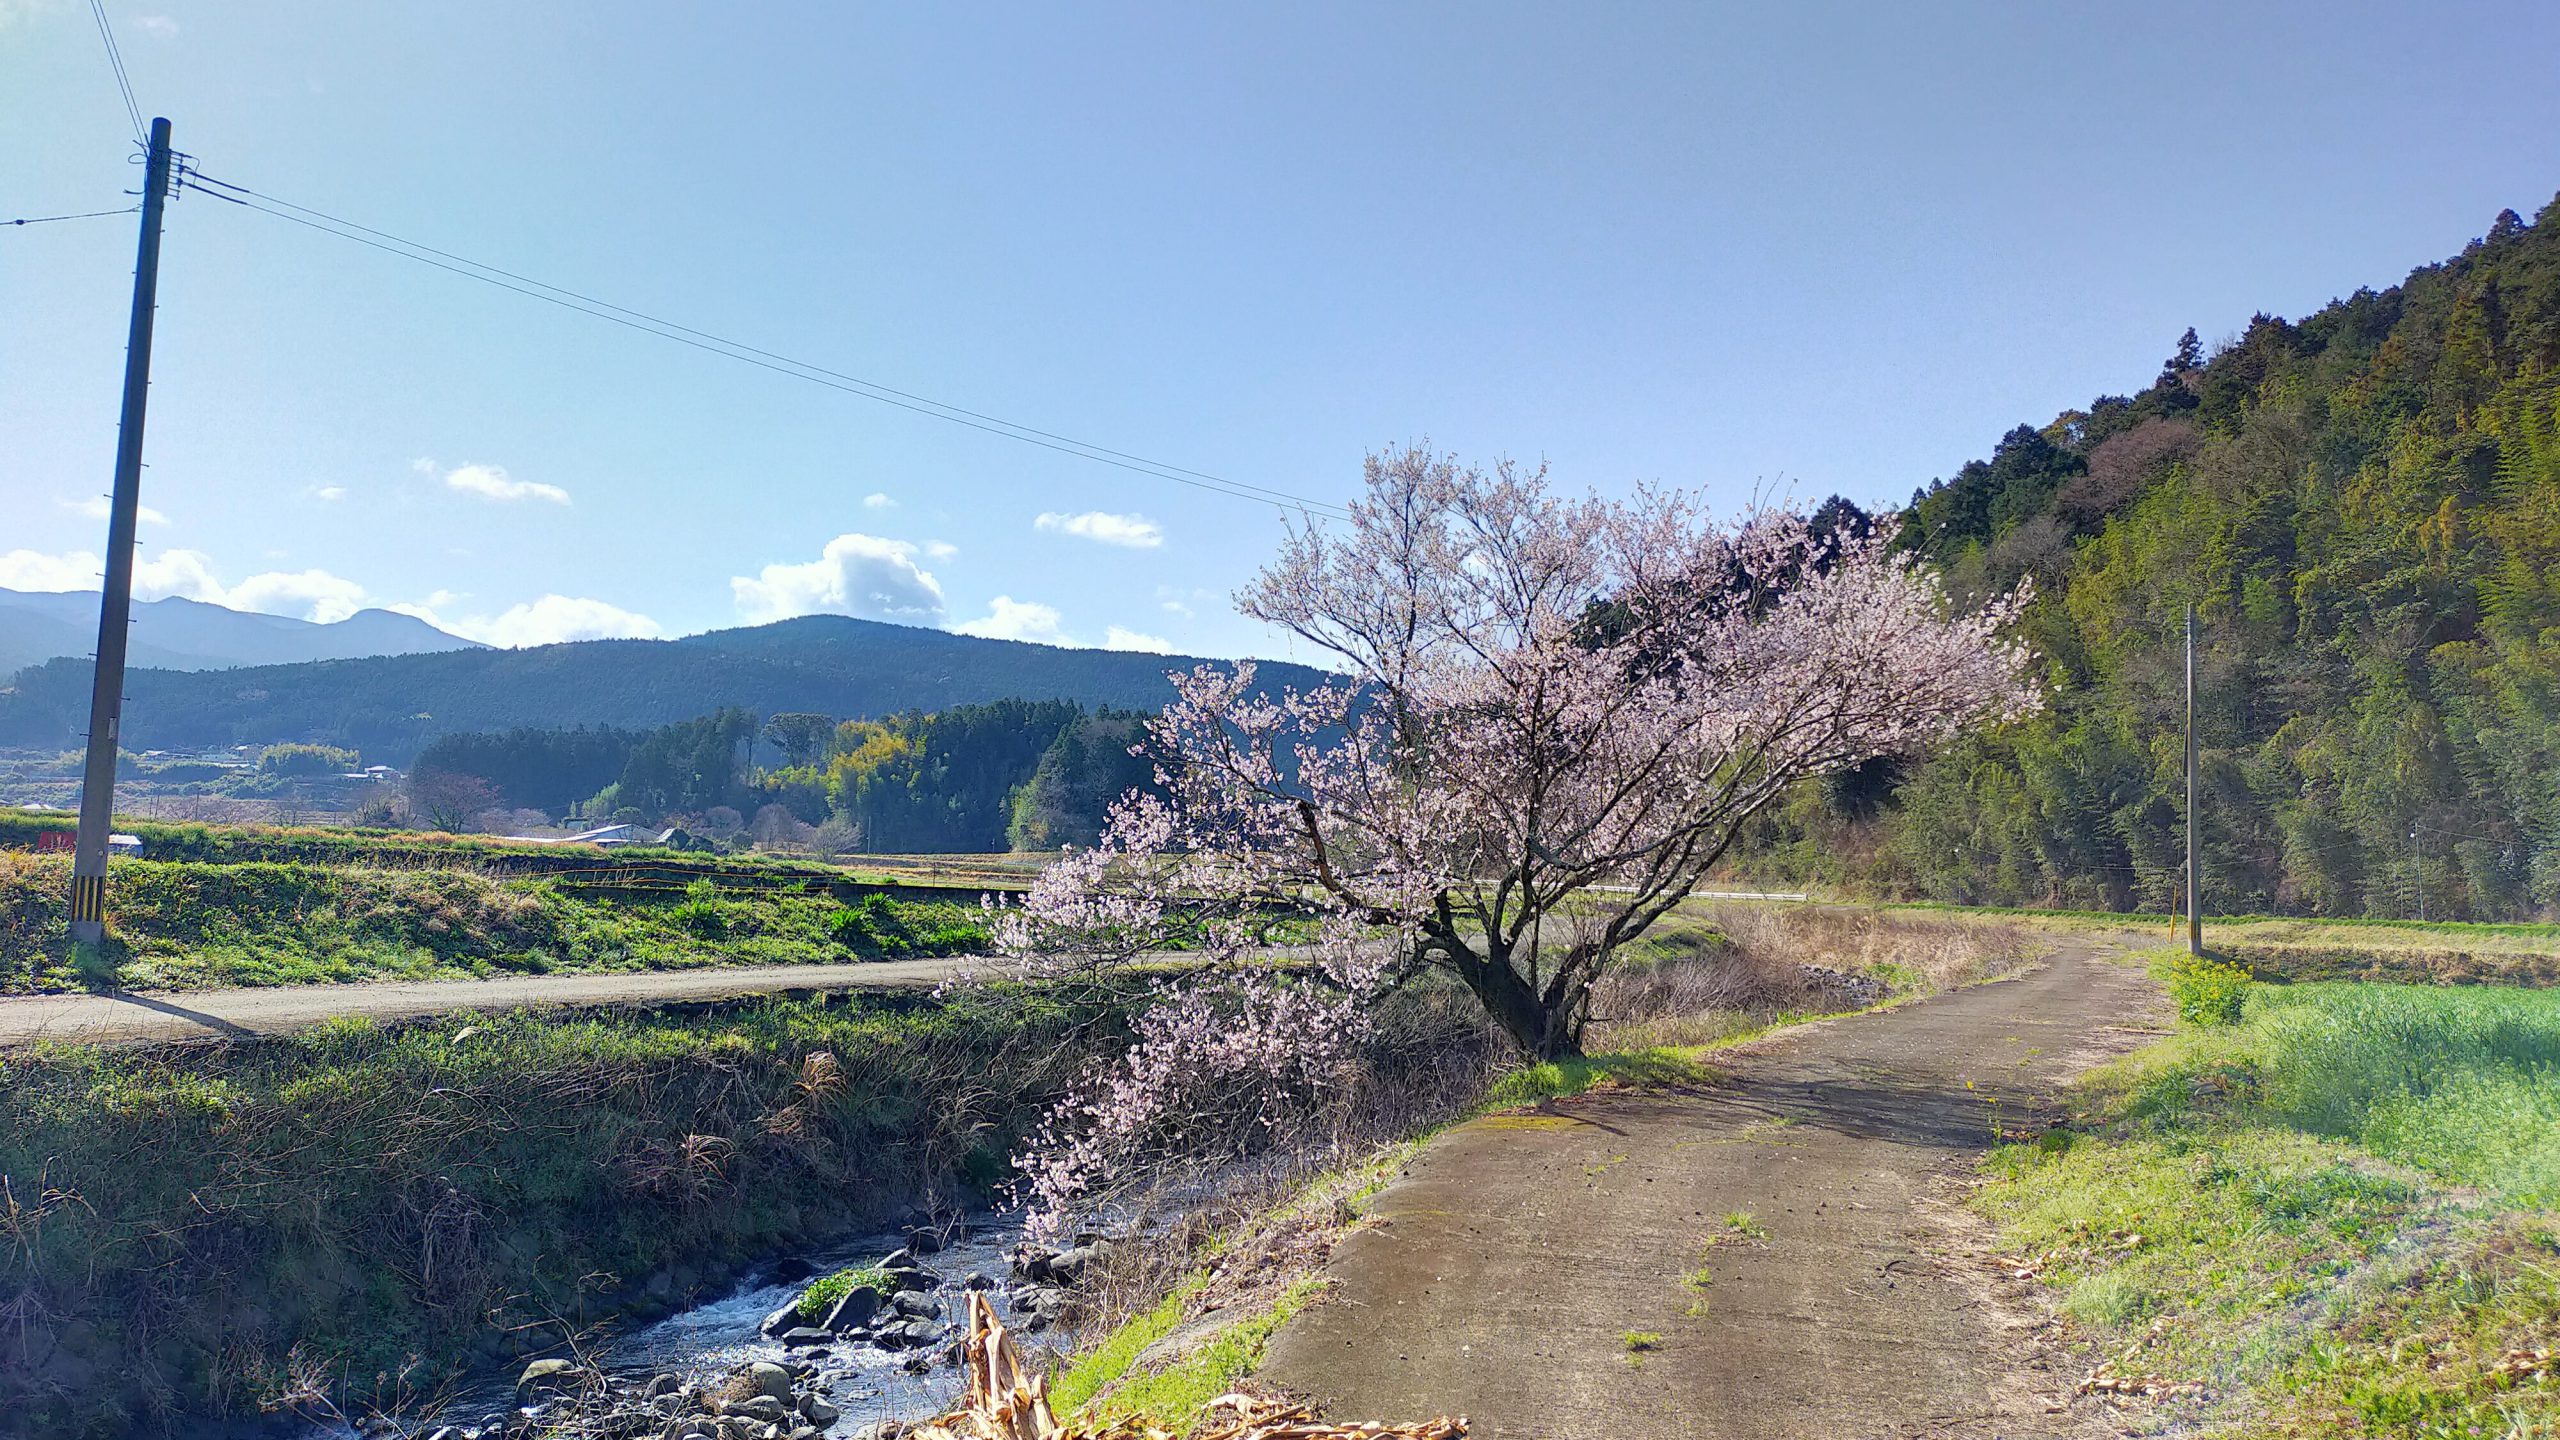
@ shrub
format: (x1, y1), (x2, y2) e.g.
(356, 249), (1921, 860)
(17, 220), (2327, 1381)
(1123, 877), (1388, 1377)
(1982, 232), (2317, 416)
(2160, 950), (2252, 1026)
(667, 877), (731, 937)
(258, 743), (360, 777)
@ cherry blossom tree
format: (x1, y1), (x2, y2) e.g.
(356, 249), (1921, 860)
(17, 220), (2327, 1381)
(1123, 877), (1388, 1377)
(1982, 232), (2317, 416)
(996, 447), (2036, 1231)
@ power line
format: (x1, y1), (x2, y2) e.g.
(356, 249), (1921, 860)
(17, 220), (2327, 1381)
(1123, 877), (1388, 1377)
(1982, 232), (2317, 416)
(85, 0), (146, 145)
(181, 168), (1354, 521)
(4, 206), (138, 228)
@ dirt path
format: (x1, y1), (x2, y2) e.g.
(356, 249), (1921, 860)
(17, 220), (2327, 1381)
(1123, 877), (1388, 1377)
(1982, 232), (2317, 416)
(1259, 943), (2167, 1439)
(0, 959), (970, 1047)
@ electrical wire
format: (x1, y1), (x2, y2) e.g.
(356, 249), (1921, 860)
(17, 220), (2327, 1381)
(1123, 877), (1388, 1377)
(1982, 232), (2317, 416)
(3, 206), (137, 228)
(181, 168), (1355, 521)
(86, 0), (146, 145)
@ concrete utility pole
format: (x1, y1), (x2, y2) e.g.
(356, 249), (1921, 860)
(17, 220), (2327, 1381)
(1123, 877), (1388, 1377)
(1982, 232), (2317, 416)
(69, 116), (174, 946)
(2185, 603), (2203, 957)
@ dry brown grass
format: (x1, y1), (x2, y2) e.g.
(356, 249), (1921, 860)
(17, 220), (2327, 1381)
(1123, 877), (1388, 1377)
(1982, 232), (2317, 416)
(1578, 905), (2035, 1052)
(1700, 902), (2039, 990)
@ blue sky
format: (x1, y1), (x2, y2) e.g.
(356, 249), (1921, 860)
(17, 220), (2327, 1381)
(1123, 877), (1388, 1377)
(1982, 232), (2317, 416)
(6, 1), (2557, 660)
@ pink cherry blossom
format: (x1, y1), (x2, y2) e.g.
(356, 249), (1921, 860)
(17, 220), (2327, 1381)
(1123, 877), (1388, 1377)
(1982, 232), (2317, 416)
(996, 447), (2037, 1234)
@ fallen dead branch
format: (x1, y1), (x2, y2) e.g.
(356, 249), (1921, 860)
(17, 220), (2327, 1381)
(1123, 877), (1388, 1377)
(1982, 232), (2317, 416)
(900, 1294), (1466, 1440)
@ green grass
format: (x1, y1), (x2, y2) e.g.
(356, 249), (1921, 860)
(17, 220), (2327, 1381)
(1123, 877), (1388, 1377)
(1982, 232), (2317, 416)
(0, 851), (993, 992)
(1047, 1137), (1426, 1424)
(1976, 975), (2560, 1435)
(1475, 1046), (1723, 1111)
(1049, 1275), (1212, 1417)
(0, 808), (857, 881)
(1078, 1278), (1325, 1428)
(1622, 1329), (1662, 1365)
(1681, 1255), (1714, 1316)
(0, 983), (1129, 1437)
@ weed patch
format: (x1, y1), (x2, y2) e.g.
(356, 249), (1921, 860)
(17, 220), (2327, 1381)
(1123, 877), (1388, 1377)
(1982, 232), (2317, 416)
(1976, 977), (2560, 1434)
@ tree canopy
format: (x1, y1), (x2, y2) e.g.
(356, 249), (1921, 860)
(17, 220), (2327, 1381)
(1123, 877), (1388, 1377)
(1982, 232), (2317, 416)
(1745, 193), (2560, 921)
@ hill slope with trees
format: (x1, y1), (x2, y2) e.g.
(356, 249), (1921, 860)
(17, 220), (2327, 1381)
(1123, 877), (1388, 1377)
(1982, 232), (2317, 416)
(1754, 193), (2560, 921)
(0, 614), (1325, 765)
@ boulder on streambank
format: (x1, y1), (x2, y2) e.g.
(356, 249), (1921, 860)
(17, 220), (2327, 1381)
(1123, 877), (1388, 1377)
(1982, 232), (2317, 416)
(465, 1355), (844, 1439)
(759, 1246), (962, 1363)
(1001, 1235), (1119, 1333)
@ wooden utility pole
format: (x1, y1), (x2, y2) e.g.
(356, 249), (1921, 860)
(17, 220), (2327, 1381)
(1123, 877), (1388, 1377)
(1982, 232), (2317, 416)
(2185, 603), (2202, 956)
(69, 116), (173, 946)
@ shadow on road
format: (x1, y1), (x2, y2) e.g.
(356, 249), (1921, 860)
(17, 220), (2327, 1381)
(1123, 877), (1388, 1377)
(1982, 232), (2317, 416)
(1572, 1068), (2053, 1152)
(94, 990), (257, 1041)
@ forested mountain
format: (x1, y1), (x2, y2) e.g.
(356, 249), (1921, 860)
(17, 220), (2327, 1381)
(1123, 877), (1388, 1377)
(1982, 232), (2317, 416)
(0, 613), (1323, 765)
(0, 588), (479, 676)
(1750, 194), (2560, 921)
(407, 700), (1156, 852)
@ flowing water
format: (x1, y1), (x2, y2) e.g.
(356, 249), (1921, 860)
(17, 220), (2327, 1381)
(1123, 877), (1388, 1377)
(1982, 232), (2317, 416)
(290, 1214), (1033, 1438)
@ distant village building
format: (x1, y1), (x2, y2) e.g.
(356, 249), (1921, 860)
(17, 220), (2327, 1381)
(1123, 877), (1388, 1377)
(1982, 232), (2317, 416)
(499, 823), (637, 848)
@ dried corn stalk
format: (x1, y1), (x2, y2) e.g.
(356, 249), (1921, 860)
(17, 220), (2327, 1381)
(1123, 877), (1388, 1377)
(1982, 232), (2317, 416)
(898, 1295), (1465, 1440)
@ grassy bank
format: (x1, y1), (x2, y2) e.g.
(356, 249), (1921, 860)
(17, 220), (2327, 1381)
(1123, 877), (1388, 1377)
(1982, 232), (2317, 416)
(0, 985), (1129, 1437)
(0, 851), (994, 992)
(0, 809), (856, 880)
(1976, 959), (2560, 1435)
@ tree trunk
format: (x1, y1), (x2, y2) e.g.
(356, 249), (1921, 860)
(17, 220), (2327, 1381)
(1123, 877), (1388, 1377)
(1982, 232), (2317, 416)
(1448, 942), (1581, 1060)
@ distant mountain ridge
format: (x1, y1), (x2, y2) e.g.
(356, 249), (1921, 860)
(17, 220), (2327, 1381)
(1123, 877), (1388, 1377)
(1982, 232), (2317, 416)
(0, 588), (482, 677)
(0, 611), (1327, 764)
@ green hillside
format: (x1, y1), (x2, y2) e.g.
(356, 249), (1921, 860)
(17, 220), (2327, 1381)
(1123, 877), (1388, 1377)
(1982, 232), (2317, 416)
(0, 614), (1325, 766)
(1756, 194), (2560, 922)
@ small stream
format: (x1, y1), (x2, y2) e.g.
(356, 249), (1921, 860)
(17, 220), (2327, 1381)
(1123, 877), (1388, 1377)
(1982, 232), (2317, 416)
(299, 1214), (1034, 1438)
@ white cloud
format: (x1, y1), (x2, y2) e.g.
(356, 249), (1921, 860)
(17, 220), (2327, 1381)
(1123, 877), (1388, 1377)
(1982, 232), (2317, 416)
(61, 497), (168, 525)
(130, 14), (177, 38)
(863, 492), (896, 509)
(0, 549), (102, 591)
(1035, 510), (1164, 549)
(1104, 626), (1173, 654)
(953, 596), (1070, 645)
(924, 540), (958, 560)
(225, 570), (366, 623)
(0, 545), (645, 640)
(123, 548), (371, 622)
(443, 463), (569, 505)
(396, 594), (664, 648)
(1155, 584), (1216, 620)
(731, 533), (945, 624)
(311, 485), (346, 502)
(411, 457), (438, 476)
(129, 549), (226, 604)
(2, 547), (367, 622)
